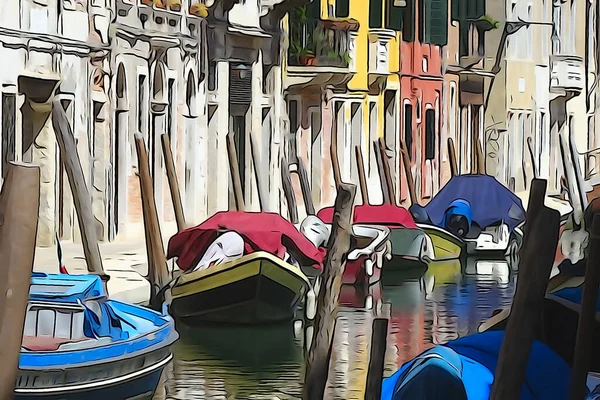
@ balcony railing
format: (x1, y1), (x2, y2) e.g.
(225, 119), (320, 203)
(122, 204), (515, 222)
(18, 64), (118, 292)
(288, 17), (356, 68)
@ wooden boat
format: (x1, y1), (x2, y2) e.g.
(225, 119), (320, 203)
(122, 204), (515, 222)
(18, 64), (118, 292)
(169, 251), (310, 324)
(15, 273), (177, 400)
(416, 223), (465, 261)
(167, 212), (322, 325)
(318, 204), (433, 268)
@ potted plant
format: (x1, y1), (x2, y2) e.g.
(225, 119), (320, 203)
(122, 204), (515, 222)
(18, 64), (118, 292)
(140, 0), (153, 5)
(167, 0), (182, 11)
(290, 40), (316, 65)
(189, 1), (208, 17)
(153, 0), (166, 9)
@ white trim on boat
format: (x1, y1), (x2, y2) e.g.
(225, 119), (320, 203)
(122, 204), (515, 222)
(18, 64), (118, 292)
(14, 353), (173, 394)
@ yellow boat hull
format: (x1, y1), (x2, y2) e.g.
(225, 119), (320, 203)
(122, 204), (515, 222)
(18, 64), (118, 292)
(171, 251), (310, 324)
(418, 224), (465, 260)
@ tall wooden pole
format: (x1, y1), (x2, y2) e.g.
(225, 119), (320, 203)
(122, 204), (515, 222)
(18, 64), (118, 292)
(226, 134), (245, 212)
(377, 138), (396, 205)
(365, 318), (389, 400)
(296, 159), (316, 216)
(303, 182), (356, 400)
(160, 134), (186, 232)
(330, 127), (342, 189)
(569, 213), (600, 399)
(476, 137), (485, 175)
(135, 136), (169, 309)
(355, 145), (370, 205)
(399, 139), (417, 206)
(373, 140), (391, 205)
(249, 134), (266, 212)
(51, 100), (107, 280)
(447, 137), (458, 177)
(527, 137), (539, 179)
(490, 180), (560, 400)
(0, 162), (40, 398)
(281, 157), (299, 224)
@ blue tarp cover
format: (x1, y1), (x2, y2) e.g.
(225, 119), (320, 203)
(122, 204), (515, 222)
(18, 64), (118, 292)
(424, 175), (526, 232)
(382, 330), (576, 400)
(29, 273), (106, 304)
(553, 284), (600, 314)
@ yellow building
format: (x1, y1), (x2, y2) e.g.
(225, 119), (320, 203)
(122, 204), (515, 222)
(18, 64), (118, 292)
(283, 0), (402, 217)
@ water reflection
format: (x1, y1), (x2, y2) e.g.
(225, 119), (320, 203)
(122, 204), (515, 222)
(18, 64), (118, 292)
(156, 257), (517, 399)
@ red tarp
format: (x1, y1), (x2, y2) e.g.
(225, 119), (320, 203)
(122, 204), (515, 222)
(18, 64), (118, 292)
(316, 204), (418, 229)
(167, 212), (326, 271)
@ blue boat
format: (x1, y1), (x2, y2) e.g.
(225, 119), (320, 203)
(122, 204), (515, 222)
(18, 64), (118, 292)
(381, 330), (581, 400)
(14, 273), (178, 400)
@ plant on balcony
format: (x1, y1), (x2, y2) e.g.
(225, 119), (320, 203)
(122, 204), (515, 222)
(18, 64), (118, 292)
(167, 0), (181, 11)
(322, 18), (359, 32)
(140, 0), (153, 5)
(189, 1), (209, 17)
(290, 39), (316, 65)
(153, 0), (167, 9)
(473, 14), (500, 31)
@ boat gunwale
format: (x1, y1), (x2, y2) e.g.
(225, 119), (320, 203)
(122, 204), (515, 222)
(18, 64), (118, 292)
(14, 352), (173, 394)
(416, 223), (466, 246)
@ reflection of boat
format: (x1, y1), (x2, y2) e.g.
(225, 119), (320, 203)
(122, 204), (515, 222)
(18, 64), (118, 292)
(318, 204), (433, 268)
(167, 212), (320, 324)
(382, 330), (574, 400)
(424, 259), (461, 287)
(339, 282), (382, 309)
(464, 258), (510, 284)
(15, 273), (177, 400)
(417, 223), (465, 261)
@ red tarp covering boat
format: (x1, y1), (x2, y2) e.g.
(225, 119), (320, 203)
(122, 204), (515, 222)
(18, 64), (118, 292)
(317, 204), (418, 229)
(167, 212), (326, 271)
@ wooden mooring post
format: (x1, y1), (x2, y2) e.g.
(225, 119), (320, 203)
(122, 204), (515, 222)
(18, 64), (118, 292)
(281, 157), (299, 223)
(447, 138), (459, 177)
(303, 182), (356, 400)
(0, 163), (40, 398)
(226, 134), (245, 212)
(355, 145), (370, 205)
(399, 139), (417, 206)
(490, 179), (560, 399)
(365, 318), (389, 400)
(135, 136), (170, 310)
(569, 213), (600, 399)
(161, 134), (186, 232)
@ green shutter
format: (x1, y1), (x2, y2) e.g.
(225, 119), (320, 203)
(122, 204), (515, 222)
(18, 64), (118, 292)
(423, 0), (448, 46)
(385, 0), (403, 31)
(402, 0), (415, 42)
(466, 0), (485, 19)
(369, 0), (383, 28)
(451, 0), (459, 21)
(336, 0), (350, 18)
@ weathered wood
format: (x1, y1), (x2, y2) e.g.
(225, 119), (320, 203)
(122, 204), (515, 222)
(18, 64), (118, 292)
(399, 139), (417, 205)
(296, 158), (316, 216)
(248, 133), (267, 212)
(365, 318), (389, 400)
(523, 179), (547, 240)
(378, 138), (397, 205)
(447, 137), (459, 177)
(476, 137), (485, 174)
(51, 100), (107, 279)
(160, 134), (186, 232)
(226, 134), (245, 212)
(527, 137), (538, 179)
(330, 126), (342, 189)
(570, 213), (600, 400)
(135, 136), (169, 309)
(490, 203), (560, 399)
(0, 162), (40, 398)
(303, 182), (356, 400)
(355, 145), (370, 205)
(373, 140), (392, 205)
(281, 157), (299, 224)
(560, 135), (584, 227)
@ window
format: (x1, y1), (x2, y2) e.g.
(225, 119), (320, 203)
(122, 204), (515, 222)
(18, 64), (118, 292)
(421, 0), (448, 46)
(287, 100), (298, 163)
(2, 93), (16, 176)
(335, 0), (350, 18)
(449, 83), (457, 140)
(425, 109), (436, 160)
(137, 75), (147, 135)
(208, 61), (217, 91)
(385, 0), (403, 30)
(527, 4), (533, 59)
(369, 0), (383, 28)
(403, 103), (413, 161)
(167, 78), (175, 140)
(402, 0), (415, 42)
(541, 0), (548, 59)
(553, 3), (562, 54)
(508, 0), (518, 57)
(569, 0), (576, 53)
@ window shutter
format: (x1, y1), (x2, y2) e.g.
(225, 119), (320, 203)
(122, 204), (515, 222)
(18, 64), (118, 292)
(423, 0), (448, 46)
(402, 0), (415, 41)
(451, 0), (459, 21)
(336, 0), (350, 18)
(425, 109), (436, 160)
(385, 0), (403, 31)
(369, 0), (383, 28)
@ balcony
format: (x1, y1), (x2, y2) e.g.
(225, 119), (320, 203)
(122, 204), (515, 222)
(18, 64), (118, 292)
(285, 16), (359, 89)
(368, 29), (395, 75)
(550, 54), (584, 96)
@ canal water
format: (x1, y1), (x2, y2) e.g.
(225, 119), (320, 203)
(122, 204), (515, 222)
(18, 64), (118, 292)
(154, 257), (517, 399)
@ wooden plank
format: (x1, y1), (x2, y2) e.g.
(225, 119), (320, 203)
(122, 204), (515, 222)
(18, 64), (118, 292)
(490, 181), (560, 399)
(135, 136), (169, 309)
(303, 182), (356, 400)
(355, 145), (370, 205)
(161, 134), (186, 232)
(281, 157), (299, 224)
(527, 137), (538, 179)
(365, 318), (389, 400)
(378, 138), (396, 205)
(330, 124), (342, 189)
(51, 101), (107, 279)
(373, 139), (391, 205)
(447, 137), (458, 177)
(0, 162), (40, 398)
(226, 134), (245, 212)
(570, 213), (600, 399)
(399, 139), (417, 205)
(296, 158), (316, 216)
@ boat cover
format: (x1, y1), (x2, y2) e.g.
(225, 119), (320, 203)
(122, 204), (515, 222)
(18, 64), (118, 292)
(167, 211), (326, 271)
(317, 204), (418, 229)
(29, 273), (106, 304)
(382, 330), (576, 400)
(552, 284), (600, 314)
(423, 175), (526, 232)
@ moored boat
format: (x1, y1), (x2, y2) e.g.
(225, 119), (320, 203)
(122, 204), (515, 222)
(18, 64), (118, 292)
(416, 223), (465, 261)
(15, 273), (177, 400)
(166, 212), (322, 324)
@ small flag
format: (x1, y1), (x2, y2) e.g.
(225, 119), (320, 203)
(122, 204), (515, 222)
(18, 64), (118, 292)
(56, 233), (68, 274)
